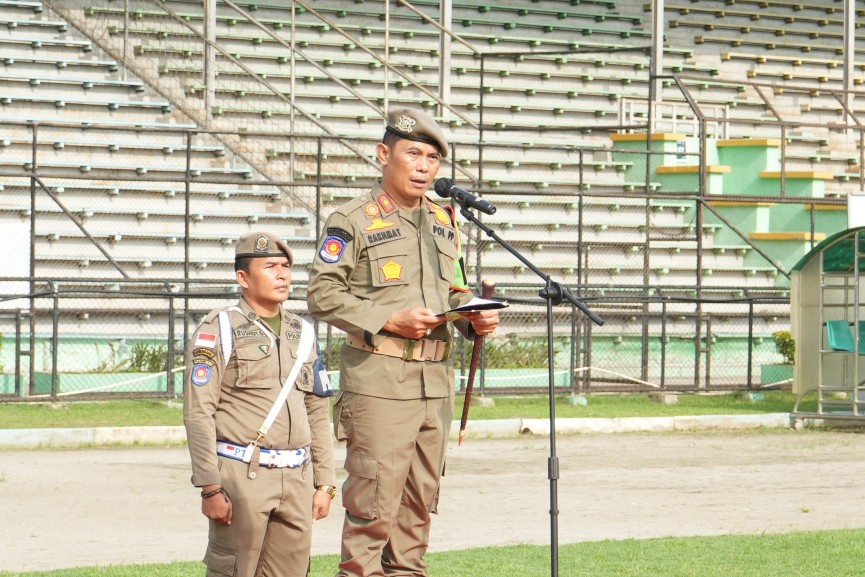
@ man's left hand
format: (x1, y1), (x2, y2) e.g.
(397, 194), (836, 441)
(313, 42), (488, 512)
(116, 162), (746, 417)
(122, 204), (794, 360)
(464, 310), (499, 336)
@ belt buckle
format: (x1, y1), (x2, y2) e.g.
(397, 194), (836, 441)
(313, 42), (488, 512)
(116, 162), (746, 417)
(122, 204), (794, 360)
(401, 338), (415, 361)
(421, 339), (438, 361)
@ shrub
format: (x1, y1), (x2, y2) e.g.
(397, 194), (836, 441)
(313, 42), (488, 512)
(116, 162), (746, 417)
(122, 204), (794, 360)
(124, 342), (172, 373)
(773, 330), (795, 365)
(482, 335), (560, 369)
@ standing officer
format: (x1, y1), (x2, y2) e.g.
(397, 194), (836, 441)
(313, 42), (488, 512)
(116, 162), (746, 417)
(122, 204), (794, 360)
(307, 107), (500, 577)
(184, 231), (336, 577)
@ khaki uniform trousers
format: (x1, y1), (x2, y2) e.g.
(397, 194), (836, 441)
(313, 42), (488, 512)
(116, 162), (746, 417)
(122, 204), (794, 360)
(335, 393), (452, 577)
(204, 456), (314, 577)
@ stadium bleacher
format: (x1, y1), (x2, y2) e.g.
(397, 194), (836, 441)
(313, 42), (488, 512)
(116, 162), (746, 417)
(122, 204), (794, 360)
(0, 0), (861, 393)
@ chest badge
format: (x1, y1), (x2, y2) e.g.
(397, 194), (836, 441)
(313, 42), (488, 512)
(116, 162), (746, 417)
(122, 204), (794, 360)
(381, 258), (403, 281)
(259, 345), (269, 354)
(433, 207), (451, 226)
(365, 218), (396, 231)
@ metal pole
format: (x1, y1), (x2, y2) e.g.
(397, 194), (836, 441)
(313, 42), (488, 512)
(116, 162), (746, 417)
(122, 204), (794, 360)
(545, 281), (559, 577)
(290, 0), (296, 181)
(50, 283), (59, 399)
(650, 0), (665, 105)
(14, 310), (22, 397)
(746, 297), (754, 389)
(438, 0), (452, 115)
(184, 131), (192, 282)
(204, 0), (216, 124)
(123, 0), (129, 81)
(384, 0), (390, 114)
(167, 288), (176, 397)
(843, 0), (854, 113)
(28, 124), (37, 397)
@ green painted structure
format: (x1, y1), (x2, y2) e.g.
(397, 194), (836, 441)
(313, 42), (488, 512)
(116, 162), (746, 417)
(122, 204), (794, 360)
(611, 133), (850, 284)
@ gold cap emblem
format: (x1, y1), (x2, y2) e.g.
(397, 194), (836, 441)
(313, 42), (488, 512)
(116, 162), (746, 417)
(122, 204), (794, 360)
(254, 235), (269, 253)
(395, 114), (416, 133)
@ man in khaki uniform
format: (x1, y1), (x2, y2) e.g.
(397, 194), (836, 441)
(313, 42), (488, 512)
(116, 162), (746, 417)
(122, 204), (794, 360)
(184, 231), (337, 577)
(307, 107), (500, 577)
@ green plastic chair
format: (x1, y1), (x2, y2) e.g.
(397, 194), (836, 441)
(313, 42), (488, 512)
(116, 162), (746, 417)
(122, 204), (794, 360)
(826, 320), (865, 353)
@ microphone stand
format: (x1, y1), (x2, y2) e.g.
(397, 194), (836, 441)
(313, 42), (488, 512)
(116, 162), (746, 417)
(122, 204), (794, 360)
(457, 203), (604, 577)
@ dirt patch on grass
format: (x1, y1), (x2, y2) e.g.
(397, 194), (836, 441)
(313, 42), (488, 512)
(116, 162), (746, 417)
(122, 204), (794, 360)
(2, 430), (864, 572)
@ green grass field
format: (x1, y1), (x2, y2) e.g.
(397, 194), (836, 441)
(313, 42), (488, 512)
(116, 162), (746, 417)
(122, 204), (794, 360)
(0, 391), (807, 430)
(1, 529), (862, 577)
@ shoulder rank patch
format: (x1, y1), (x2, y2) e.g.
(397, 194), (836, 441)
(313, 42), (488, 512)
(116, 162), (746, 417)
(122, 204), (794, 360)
(377, 193), (397, 214)
(191, 363), (211, 386)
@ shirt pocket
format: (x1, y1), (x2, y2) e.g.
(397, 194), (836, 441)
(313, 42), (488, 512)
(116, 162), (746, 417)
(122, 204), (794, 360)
(367, 245), (410, 287)
(234, 343), (275, 389)
(434, 235), (459, 285)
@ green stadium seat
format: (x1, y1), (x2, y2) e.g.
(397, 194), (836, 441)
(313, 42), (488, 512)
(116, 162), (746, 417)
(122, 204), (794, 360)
(825, 321), (865, 354)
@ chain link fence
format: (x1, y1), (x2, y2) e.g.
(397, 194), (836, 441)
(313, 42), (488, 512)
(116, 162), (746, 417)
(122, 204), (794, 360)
(0, 276), (792, 401)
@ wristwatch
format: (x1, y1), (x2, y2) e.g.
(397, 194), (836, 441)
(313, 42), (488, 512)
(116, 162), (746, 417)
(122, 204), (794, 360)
(316, 485), (337, 500)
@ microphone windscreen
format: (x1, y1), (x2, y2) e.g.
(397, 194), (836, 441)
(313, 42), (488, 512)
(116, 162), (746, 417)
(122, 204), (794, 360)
(434, 177), (454, 198)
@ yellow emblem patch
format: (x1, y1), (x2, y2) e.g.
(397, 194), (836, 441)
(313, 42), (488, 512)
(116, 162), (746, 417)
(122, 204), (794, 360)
(434, 208), (450, 225)
(364, 218), (396, 232)
(381, 259), (403, 281)
(363, 203), (381, 217)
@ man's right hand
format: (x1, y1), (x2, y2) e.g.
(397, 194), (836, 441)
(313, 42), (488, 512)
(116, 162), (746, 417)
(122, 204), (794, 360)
(201, 485), (232, 525)
(383, 307), (444, 339)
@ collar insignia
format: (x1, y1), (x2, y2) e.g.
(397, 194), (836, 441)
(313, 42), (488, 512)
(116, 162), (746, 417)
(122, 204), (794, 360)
(377, 193), (396, 214)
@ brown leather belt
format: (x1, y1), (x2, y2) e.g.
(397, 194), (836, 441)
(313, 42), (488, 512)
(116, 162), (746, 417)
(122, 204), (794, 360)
(346, 333), (451, 362)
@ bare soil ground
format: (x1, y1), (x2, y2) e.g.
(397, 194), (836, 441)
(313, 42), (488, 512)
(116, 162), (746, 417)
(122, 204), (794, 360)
(2, 430), (865, 572)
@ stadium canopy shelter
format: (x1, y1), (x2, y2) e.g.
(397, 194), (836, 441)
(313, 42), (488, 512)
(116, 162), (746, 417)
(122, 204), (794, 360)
(791, 227), (865, 422)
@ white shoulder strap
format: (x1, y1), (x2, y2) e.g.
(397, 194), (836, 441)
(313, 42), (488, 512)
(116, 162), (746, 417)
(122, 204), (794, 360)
(217, 310), (234, 368)
(257, 319), (315, 439)
(216, 305), (275, 369)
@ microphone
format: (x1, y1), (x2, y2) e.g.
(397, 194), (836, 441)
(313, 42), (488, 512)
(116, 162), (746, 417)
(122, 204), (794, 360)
(434, 178), (497, 215)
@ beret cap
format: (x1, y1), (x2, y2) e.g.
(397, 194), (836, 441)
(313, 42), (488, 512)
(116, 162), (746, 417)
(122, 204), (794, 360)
(235, 231), (293, 267)
(384, 106), (448, 158)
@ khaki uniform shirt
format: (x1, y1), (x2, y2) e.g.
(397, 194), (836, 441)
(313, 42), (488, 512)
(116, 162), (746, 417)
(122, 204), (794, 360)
(307, 182), (474, 400)
(183, 297), (335, 488)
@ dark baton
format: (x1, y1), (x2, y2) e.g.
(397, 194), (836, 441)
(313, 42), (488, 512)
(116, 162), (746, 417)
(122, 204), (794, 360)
(458, 280), (495, 445)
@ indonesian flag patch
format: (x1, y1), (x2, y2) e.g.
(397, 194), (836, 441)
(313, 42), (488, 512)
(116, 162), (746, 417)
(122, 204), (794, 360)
(195, 332), (217, 349)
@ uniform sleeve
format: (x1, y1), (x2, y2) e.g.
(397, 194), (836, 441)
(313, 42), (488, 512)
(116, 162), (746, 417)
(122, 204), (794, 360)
(307, 211), (393, 336)
(183, 316), (226, 487)
(304, 343), (335, 487)
(450, 292), (476, 341)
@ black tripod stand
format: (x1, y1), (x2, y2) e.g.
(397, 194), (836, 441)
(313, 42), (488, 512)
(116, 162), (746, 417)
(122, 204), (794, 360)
(458, 203), (604, 577)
